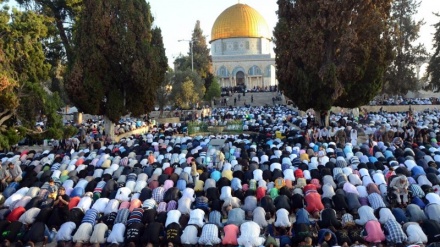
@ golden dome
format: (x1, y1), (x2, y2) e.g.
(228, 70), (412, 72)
(211, 4), (271, 42)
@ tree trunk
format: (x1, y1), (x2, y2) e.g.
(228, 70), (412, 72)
(103, 115), (115, 142)
(74, 112), (83, 125)
(314, 109), (330, 127)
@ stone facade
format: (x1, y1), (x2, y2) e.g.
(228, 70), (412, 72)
(211, 37), (276, 89)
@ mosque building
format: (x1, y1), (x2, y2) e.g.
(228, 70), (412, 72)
(210, 3), (277, 89)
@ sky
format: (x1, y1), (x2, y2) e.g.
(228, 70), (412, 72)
(148, 0), (440, 68)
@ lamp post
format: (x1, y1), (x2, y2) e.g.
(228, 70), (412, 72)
(178, 39), (194, 72)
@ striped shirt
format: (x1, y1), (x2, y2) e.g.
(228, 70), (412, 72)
(114, 208), (130, 225)
(81, 208), (99, 226)
(209, 210), (223, 227)
(127, 208), (144, 225)
(142, 199), (156, 209)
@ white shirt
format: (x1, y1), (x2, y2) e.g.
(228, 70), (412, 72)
(270, 163), (281, 172)
(74, 179), (89, 189)
(426, 193), (440, 204)
(378, 208), (396, 224)
(134, 181), (147, 193)
(303, 170), (311, 180)
(253, 169), (263, 181)
(373, 173), (387, 185)
(405, 160), (417, 170)
(56, 222), (77, 241)
(182, 188), (195, 202)
(406, 224), (428, 244)
(274, 208), (291, 227)
(62, 180), (74, 189)
(107, 223), (125, 244)
(253, 207), (268, 228)
(125, 181), (136, 192)
(104, 199), (120, 215)
(187, 209), (205, 228)
(165, 210), (182, 228)
(180, 225), (199, 245)
(90, 223), (108, 244)
(93, 169), (103, 178)
(237, 221), (265, 247)
(115, 187), (131, 202)
(18, 207), (40, 225)
(4, 193), (23, 208)
(359, 168), (370, 178)
(177, 197), (192, 215)
(77, 196), (93, 212)
(418, 175), (433, 187)
(357, 186), (369, 198)
(362, 175), (374, 186)
(355, 206), (377, 225)
(349, 174), (362, 186)
(283, 169), (295, 181)
(220, 186), (232, 200)
(322, 184), (335, 199)
(91, 198), (109, 213)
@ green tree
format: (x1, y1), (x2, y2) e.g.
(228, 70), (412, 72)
(17, 0), (83, 62)
(205, 78), (221, 101)
(175, 80), (199, 110)
(156, 69), (173, 116)
(0, 6), (66, 149)
(274, 0), (393, 124)
(426, 13), (440, 92)
(382, 0), (426, 95)
(65, 0), (166, 134)
(16, 0), (83, 106)
(170, 70), (205, 109)
(175, 20), (214, 89)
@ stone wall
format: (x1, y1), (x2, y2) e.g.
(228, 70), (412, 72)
(330, 105), (440, 114)
(114, 126), (149, 142)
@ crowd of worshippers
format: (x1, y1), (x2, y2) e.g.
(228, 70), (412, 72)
(4, 107), (440, 246)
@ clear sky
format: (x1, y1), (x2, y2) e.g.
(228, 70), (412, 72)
(148, 0), (440, 68)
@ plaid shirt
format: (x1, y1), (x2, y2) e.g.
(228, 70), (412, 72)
(409, 183), (425, 198)
(152, 186), (165, 203)
(367, 193), (386, 210)
(384, 219), (407, 244)
(198, 224), (221, 245)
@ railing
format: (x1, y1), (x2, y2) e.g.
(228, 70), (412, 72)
(187, 120), (243, 135)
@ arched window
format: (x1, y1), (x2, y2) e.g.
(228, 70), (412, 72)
(248, 65), (262, 76)
(217, 66), (229, 77)
(265, 65), (272, 77)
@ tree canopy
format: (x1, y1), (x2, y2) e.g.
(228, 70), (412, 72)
(16, 0), (82, 62)
(426, 13), (440, 92)
(174, 20), (214, 89)
(274, 0), (393, 112)
(65, 0), (167, 123)
(169, 70), (206, 109)
(0, 6), (67, 149)
(382, 0), (426, 95)
(205, 78), (221, 101)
